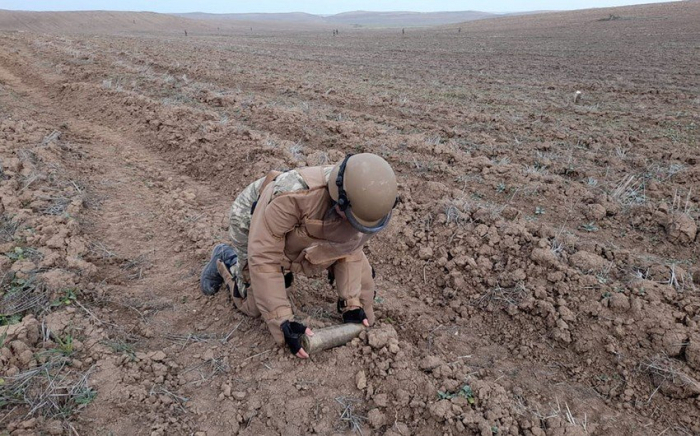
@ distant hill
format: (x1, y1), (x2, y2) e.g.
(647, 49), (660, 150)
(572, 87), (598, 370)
(175, 10), (497, 28)
(179, 12), (328, 24)
(0, 9), (531, 35)
(326, 10), (496, 27)
(0, 9), (335, 34)
(450, 1), (700, 30)
(0, 10), (225, 34)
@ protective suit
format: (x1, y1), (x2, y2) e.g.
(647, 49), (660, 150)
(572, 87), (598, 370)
(228, 166), (376, 344)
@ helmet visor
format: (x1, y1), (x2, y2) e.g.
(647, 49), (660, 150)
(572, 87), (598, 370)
(345, 207), (392, 235)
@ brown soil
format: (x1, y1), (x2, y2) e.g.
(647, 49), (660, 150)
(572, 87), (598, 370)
(1, 2), (699, 435)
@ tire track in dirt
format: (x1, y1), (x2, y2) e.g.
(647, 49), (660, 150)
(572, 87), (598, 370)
(0, 45), (276, 434)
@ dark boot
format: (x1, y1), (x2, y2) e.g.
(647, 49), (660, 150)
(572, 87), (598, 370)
(200, 244), (237, 296)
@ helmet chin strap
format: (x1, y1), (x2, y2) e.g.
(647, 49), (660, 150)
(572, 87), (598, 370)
(335, 153), (353, 211)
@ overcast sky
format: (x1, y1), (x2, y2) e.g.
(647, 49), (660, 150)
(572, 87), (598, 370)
(1, 1), (678, 14)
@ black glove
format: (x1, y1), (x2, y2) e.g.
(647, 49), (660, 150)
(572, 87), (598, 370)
(280, 320), (307, 355)
(342, 307), (367, 324)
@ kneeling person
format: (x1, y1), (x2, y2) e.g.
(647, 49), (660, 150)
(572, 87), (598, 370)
(200, 153), (397, 358)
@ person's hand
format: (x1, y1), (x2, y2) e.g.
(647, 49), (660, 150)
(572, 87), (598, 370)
(342, 307), (370, 327)
(280, 320), (314, 358)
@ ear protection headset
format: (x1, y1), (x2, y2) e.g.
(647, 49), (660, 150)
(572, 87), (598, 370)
(335, 153), (399, 212)
(335, 154), (353, 211)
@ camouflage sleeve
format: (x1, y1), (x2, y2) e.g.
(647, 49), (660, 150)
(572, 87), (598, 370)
(271, 170), (308, 198)
(228, 176), (265, 264)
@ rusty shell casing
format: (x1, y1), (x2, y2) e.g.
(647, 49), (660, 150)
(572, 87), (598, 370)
(301, 323), (364, 354)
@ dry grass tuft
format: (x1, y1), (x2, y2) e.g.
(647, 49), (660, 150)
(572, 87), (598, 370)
(120, 254), (151, 280)
(16, 149), (44, 192)
(180, 357), (230, 386)
(611, 175), (646, 205)
(335, 396), (366, 434)
(531, 396), (588, 433)
(0, 359), (97, 419)
(642, 355), (700, 400)
(1, 276), (50, 320)
(88, 241), (116, 259)
(40, 196), (72, 216)
(0, 214), (20, 243)
(149, 385), (188, 412)
(667, 263), (696, 292)
(40, 130), (61, 146)
(477, 283), (528, 308)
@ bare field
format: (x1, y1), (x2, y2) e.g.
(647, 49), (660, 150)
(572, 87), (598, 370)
(1, 2), (699, 435)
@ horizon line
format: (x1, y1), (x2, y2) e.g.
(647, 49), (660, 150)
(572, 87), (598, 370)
(0, 7), (604, 15)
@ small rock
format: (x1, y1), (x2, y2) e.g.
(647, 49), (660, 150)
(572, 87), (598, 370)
(429, 400), (452, 421)
(355, 370), (367, 390)
(0, 256), (11, 274)
(661, 329), (688, 357)
(558, 306), (575, 322)
(651, 365), (700, 399)
(203, 348), (215, 361)
(11, 260), (36, 274)
(388, 341), (400, 354)
(530, 247), (559, 268)
(585, 204), (606, 220)
(21, 418), (37, 429)
(419, 355), (444, 372)
(418, 246), (433, 261)
(665, 213), (697, 244)
(233, 391), (246, 400)
(373, 393), (388, 407)
(391, 389), (410, 405)
(150, 351), (167, 362)
(44, 419), (63, 435)
(609, 293), (630, 312)
(367, 325), (398, 350)
(569, 250), (608, 273)
(367, 408), (385, 429)
(40, 269), (77, 289)
(18, 349), (34, 366)
(9, 340), (30, 357)
(3, 315), (40, 345)
(692, 267), (700, 285)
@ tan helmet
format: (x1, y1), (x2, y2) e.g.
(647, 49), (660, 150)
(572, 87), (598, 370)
(328, 153), (398, 233)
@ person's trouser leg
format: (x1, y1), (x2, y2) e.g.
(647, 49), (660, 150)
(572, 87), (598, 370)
(230, 265), (261, 318)
(232, 286), (261, 318)
(359, 252), (376, 325)
(215, 257), (261, 318)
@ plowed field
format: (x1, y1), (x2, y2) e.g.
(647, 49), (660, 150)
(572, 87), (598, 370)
(1, 2), (699, 435)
